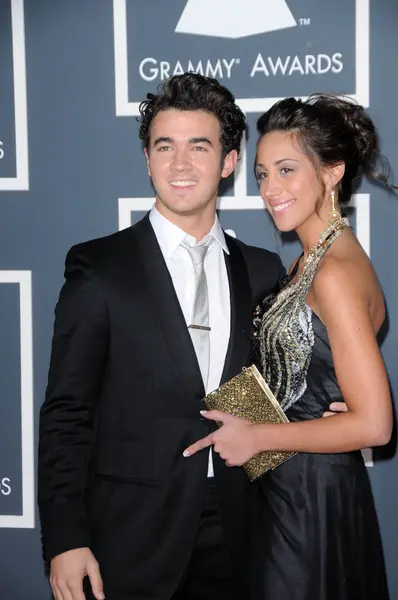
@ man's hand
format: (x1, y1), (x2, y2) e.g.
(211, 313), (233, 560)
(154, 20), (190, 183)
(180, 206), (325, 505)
(50, 547), (104, 600)
(322, 401), (348, 418)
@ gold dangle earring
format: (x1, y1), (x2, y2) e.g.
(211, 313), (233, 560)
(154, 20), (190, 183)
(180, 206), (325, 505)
(320, 189), (349, 245)
(328, 189), (342, 227)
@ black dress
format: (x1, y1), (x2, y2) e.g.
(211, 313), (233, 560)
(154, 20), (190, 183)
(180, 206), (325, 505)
(249, 223), (389, 600)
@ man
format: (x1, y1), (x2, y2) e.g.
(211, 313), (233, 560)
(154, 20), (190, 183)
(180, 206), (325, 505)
(38, 73), (344, 600)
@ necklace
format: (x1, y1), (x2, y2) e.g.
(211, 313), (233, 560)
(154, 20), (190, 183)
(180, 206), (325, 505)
(308, 215), (350, 263)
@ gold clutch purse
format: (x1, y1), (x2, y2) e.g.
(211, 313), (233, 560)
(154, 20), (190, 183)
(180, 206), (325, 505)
(204, 365), (297, 481)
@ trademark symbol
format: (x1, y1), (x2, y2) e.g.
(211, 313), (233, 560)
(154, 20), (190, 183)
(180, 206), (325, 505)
(235, 58), (240, 65)
(299, 17), (311, 26)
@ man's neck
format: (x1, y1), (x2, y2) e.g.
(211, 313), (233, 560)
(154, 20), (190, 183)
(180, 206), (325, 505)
(155, 202), (217, 242)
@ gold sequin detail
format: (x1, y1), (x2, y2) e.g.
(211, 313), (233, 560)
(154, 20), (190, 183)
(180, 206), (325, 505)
(205, 365), (296, 480)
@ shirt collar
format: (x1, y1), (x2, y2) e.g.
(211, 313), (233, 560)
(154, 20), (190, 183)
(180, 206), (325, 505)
(149, 205), (229, 258)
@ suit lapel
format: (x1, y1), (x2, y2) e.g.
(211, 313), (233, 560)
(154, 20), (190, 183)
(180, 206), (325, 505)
(220, 236), (253, 384)
(132, 217), (253, 395)
(133, 216), (205, 400)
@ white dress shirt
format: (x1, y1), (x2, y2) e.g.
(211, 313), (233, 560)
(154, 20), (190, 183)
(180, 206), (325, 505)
(149, 206), (231, 476)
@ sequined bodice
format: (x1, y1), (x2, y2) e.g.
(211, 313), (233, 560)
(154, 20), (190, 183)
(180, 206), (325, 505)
(253, 220), (348, 411)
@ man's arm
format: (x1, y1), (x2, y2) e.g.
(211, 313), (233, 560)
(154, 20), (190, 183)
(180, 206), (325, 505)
(38, 244), (108, 560)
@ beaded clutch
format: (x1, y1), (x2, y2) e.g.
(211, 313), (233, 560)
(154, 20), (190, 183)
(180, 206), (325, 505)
(204, 365), (297, 481)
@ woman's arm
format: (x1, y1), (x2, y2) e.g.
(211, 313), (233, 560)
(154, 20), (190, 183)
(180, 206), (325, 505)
(183, 258), (392, 464)
(253, 257), (392, 454)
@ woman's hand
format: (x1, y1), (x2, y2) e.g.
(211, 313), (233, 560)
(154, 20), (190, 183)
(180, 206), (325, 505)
(183, 410), (260, 467)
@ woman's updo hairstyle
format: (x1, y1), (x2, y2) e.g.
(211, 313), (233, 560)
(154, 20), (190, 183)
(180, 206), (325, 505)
(256, 94), (394, 206)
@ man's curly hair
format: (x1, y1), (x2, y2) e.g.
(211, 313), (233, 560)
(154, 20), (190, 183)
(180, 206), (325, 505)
(138, 72), (246, 158)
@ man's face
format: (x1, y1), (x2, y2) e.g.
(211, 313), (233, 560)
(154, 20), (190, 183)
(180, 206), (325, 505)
(145, 109), (237, 219)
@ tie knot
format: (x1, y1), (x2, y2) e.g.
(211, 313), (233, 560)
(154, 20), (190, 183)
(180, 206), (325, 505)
(181, 238), (211, 266)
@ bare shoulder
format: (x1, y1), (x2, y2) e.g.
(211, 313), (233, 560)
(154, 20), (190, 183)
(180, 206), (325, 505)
(310, 237), (385, 330)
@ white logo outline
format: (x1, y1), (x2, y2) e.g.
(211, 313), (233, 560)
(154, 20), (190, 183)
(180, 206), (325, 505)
(0, 271), (34, 528)
(113, 0), (370, 219)
(113, 0), (369, 117)
(0, 0), (29, 192)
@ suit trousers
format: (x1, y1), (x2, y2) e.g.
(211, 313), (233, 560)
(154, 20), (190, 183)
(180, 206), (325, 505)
(83, 480), (238, 600)
(171, 479), (238, 600)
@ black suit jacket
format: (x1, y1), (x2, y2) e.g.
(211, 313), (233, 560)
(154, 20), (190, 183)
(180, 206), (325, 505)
(38, 214), (285, 599)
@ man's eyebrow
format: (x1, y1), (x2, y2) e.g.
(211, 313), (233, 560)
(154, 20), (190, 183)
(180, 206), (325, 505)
(188, 137), (213, 146)
(153, 137), (174, 146)
(152, 137), (214, 147)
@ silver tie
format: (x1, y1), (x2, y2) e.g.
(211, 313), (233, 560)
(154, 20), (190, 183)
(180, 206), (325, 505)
(182, 238), (211, 388)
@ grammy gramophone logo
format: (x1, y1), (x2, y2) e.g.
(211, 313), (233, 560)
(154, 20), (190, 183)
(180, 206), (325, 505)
(175, 0), (297, 38)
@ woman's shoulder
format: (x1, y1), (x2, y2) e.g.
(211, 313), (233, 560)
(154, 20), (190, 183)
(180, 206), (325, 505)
(311, 239), (384, 326)
(316, 237), (378, 292)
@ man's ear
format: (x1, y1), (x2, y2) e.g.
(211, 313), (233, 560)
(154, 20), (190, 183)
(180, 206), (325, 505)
(221, 150), (239, 179)
(144, 147), (151, 177)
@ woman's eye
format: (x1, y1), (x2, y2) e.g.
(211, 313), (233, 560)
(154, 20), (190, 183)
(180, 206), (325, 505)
(280, 167), (293, 174)
(257, 172), (267, 181)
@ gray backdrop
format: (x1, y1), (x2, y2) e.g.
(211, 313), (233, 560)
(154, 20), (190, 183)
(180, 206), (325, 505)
(0, 0), (397, 597)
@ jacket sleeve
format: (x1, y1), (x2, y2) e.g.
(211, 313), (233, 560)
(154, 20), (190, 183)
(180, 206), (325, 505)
(243, 246), (287, 308)
(272, 250), (287, 282)
(38, 244), (109, 560)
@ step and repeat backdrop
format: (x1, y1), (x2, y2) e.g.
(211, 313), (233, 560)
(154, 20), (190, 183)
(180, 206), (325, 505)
(0, 0), (397, 597)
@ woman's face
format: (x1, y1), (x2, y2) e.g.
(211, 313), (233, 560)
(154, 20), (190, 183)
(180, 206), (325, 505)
(255, 130), (326, 233)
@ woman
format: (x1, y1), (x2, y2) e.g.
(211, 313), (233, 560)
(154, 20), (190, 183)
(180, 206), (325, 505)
(184, 94), (393, 599)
